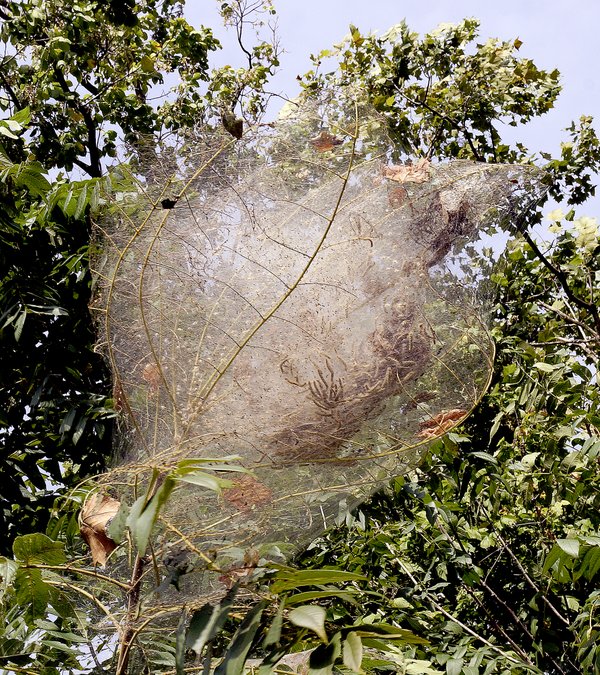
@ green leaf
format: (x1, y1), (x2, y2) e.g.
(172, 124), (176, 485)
(353, 624), (428, 645)
(173, 470), (233, 492)
(13, 534), (66, 565)
(73, 184), (89, 220)
(470, 452), (498, 464)
(12, 107), (32, 126)
(533, 362), (556, 373)
(270, 569), (366, 593)
(342, 632), (363, 673)
(309, 633), (342, 675)
(263, 600), (285, 647)
(543, 543), (568, 575)
(40, 639), (80, 654)
(579, 546), (600, 581)
(176, 456), (245, 471)
(186, 586), (238, 656)
(13, 310), (26, 342)
(89, 181), (100, 211)
(126, 475), (176, 555)
(141, 55), (155, 72)
(175, 608), (187, 675)
(288, 605), (328, 642)
(557, 538), (580, 558)
(14, 568), (50, 622)
(106, 501), (130, 544)
(0, 556), (19, 599)
(16, 165), (51, 196)
(0, 124), (19, 139)
(446, 657), (463, 675)
(284, 589), (358, 606)
(43, 630), (87, 643)
(215, 601), (267, 675)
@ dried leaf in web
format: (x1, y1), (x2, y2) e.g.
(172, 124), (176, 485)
(382, 158), (431, 183)
(94, 92), (541, 598)
(79, 493), (121, 566)
(418, 408), (468, 439)
(310, 130), (344, 152)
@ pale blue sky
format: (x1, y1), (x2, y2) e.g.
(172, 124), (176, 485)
(187, 0), (600, 213)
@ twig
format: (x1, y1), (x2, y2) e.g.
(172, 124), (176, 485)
(462, 585), (535, 665)
(45, 579), (119, 627)
(494, 531), (571, 627)
(115, 554), (146, 675)
(519, 229), (600, 335)
(25, 564), (131, 591)
(395, 558), (530, 668)
(394, 85), (483, 161)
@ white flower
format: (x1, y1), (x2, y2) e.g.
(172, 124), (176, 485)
(573, 216), (598, 252)
(546, 208), (564, 221)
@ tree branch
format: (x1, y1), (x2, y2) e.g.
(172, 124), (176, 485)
(396, 558), (527, 667)
(519, 228), (600, 335)
(116, 553), (146, 675)
(53, 68), (103, 177)
(394, 85), (483, 161)
(493, 531), (571, 627)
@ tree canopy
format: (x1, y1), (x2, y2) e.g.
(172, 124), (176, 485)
(0, 0), (278, 548)
(0, 5), (599, 674)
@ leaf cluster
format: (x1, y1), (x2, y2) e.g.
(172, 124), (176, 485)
(300, 20), (561, 164)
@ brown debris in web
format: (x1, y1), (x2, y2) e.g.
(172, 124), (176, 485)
(142, 362), (161, 394)
(382, 158), (430, 184)
(309, 130), (343, 152)
(418, 408), (468, 439)
(388, 185), (408, 208)
(223, 475), (274, 512)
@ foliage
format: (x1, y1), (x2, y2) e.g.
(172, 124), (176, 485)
(300, 19), (600, 203)
(301, 20), (559, 162)
(0, 140), (114, 552)
(0, 0), (279, 550)
(1, 12), (599, 675)
(281, 20), (600, 674)
(0, 0), (277, 175)
(293, 209), (600, 674)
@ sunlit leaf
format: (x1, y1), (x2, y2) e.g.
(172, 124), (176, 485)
(288, 605), (328, 642)
(342, 632), (363, 673)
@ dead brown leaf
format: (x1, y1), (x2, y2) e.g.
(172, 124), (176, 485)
(309, 130), (343, 152)
(223, 475), (273, 512)
(79, 493), (121, 566)
(218, 547), (261, 589)
(418, 408), (467, 439)
(142, 362), (161, 392)
(383, 158), (431, 184)
(388, 185), (408, 208)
